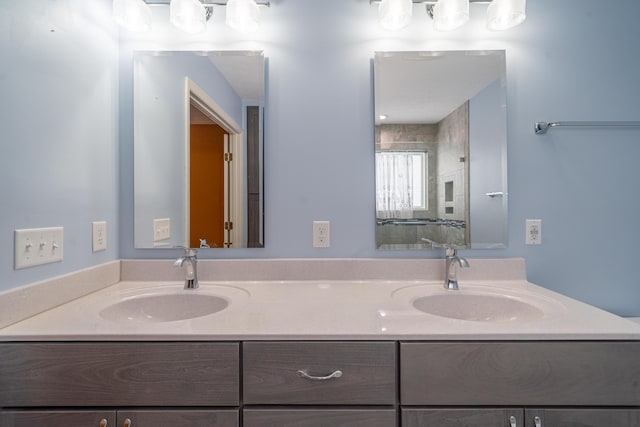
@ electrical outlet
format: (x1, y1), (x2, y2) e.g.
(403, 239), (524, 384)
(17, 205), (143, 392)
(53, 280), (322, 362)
(153, 218), (171, 242)
(92, 221), (107, 252)
(313, 221), (330, 248)
(526, 219), (542, 245)
(14, 227), (64, 269)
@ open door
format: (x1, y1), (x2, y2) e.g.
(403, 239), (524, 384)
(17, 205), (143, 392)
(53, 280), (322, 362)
(189, 121), (227, 248)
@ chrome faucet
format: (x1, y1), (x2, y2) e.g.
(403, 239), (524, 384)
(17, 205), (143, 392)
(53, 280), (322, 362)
(444, 246), (469, 290)
(174, 247), (199, 289)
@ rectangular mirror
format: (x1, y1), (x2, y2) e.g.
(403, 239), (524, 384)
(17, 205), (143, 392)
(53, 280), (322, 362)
(374, 50), (508, 250)
(134, 51), (265, 249)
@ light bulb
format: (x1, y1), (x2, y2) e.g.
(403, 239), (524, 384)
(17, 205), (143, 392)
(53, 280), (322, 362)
(432, 0), (469, 32)
(379, 0), (413, 31)
(112, 0), (151, 32)
(226, 0), (260, 33)
(486, 0), (526, 31)
(170, 0), (207, 34)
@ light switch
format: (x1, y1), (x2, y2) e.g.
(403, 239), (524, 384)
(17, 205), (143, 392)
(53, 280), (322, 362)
(15, 227), (64, 269)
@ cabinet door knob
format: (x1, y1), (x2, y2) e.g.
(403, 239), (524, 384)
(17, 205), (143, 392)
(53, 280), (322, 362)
(534, 416), (542, 427)
(123, 418), (132, 427)
(296, 369), (343, 381)
(100, 419), (108, 427)
(509, 415), (517, 427)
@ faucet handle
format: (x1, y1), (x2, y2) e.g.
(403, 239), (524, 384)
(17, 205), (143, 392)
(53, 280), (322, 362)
(175, 246), (198, 257)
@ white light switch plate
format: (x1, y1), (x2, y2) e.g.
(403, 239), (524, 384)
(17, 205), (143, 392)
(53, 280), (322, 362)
(15, 227), (64, 269)
(153, 218), (171, 242)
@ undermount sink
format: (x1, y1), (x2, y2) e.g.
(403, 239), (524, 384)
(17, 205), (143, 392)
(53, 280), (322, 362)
(412, 293), (545, 322)
(99, 293), (229, 323)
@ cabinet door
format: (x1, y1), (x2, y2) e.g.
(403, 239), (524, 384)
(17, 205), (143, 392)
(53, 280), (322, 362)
(525, 409), (640, 427)
(244, 409), (397, 427)
(0, 410), (115, 427)
(116, 410), (238, 427)
(402, 408), (523, 427)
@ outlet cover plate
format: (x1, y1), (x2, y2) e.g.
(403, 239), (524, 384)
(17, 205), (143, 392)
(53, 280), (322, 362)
(92, 221), (107, 252)
(313, 221), (330, 248)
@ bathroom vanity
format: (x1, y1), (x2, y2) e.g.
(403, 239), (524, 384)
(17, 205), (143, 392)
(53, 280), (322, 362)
(1, 259), (639, 427)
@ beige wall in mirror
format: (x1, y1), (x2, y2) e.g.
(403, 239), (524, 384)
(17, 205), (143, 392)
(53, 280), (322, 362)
(374, 51), (508, 250)
(134, 51), (265, 249)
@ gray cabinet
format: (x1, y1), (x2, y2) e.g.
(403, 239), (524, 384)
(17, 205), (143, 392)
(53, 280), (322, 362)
(0, 342), (240, 407)
(402, 408), (523, 427)
(402, 408), (640, 427)
(244, 409), (397, 427)
(524, 409), (640, 427)
(243, 341), (396, 405)
(243, 342), (397, 426)
(400, 341), (640, 406)
(0, 410), (115, 427)
(2, 340), (639, 427)
(117, 410), (238, 427)
(0, 410), (238, 427)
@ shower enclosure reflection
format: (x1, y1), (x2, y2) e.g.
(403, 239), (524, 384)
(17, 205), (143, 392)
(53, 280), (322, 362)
(374, 50), (508, 250)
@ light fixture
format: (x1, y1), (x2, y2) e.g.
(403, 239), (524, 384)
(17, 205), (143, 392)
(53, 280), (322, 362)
(112, 0), (152, 32)
(379, 114), (388, 120)
(170, 0), (208, 34)
(379, 0), (413, 31)
(226, 0), (261, 33)
(372, 0), (526, 32)
(431, 0), (469, 31)
(112, 0), (269, 34)
(486, 0), (526, 31)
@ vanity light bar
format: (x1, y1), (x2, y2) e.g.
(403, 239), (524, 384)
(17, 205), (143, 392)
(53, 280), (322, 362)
(143, 0), (270, 6)
(372, 0), (525, 32)
(114, 0), (269, 34)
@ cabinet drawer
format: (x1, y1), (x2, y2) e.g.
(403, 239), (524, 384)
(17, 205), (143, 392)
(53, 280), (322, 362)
(400, 342), (640, 406)
(244, 409), (397, 427)
(243, 342), (396, 404)
(0, 342), (240, 406)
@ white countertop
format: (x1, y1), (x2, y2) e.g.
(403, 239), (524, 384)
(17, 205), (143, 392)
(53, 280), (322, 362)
(2, 277), (639, 341)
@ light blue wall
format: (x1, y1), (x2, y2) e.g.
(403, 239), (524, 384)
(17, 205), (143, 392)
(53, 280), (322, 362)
(0, 0), (119, 292)
(1, 0), (639, 316)
(120, 0), (640, 316)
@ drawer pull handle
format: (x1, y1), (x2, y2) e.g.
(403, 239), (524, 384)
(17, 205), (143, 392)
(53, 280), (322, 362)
(534, 416), (542, 427)
(123, 418), (132, 427)
(509, 415), (517, 427)
(296, 369), (343, 381)
(100, 420), (108, 427)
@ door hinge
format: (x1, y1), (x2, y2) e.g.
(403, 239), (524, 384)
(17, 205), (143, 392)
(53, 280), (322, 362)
(224, 221), (234, 231)
(224, 152), (233, 162)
